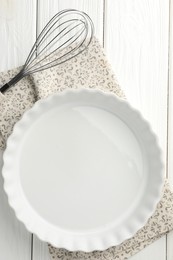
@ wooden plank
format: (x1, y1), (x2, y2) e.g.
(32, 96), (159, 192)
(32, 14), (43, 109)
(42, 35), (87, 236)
(105, 0), (169, 160)
(166, 0), (173, 259)
(33, 1), (104, 259)
(0, 151), (31, 260)
(0, 1), (36, 259)
(0, 0), (36, 71)
(105, 0), (169, 259)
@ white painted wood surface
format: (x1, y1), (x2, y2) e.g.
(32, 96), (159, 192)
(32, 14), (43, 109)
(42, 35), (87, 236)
(0, 0), (172, 259)
(0, 0), (36, 70)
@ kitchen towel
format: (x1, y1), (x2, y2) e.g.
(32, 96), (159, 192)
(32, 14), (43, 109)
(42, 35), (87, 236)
(0, 37), (173, 260)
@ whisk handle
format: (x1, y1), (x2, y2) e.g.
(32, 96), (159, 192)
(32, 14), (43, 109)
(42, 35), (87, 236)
(0, 83), (10, 93)
(0, 69), (25, 93)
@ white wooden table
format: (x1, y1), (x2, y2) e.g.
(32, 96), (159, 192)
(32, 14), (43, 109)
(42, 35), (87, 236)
(0, 0), (173, 259)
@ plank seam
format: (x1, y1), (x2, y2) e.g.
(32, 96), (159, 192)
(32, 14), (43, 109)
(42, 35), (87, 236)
(166, 0), (172, 259)
(166, 0), (171, 180)
(103, 0), (106, 48)
(35, 0), (39, 55)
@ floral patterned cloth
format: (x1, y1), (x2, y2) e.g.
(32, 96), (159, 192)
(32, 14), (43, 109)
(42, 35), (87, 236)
(0, 37), (172, 260)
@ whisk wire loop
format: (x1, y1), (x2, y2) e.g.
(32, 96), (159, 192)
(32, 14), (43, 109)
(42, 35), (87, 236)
(24, 20), (86, 74)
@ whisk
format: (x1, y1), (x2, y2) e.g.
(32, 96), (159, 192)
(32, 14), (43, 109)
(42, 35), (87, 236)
(0, 9), (94, 93)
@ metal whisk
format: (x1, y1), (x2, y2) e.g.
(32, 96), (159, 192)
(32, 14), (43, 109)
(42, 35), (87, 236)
(0, 9), (94, 93)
